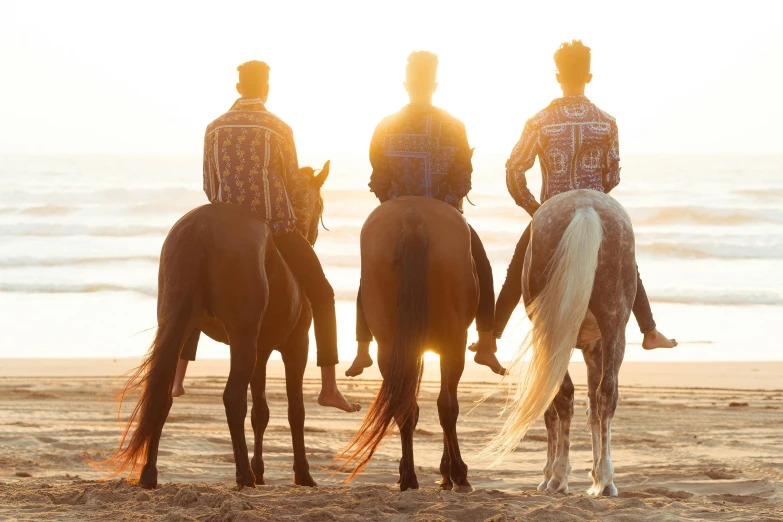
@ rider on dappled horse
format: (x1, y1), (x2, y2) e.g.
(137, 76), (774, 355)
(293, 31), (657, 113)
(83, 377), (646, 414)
(494, 40), (677, 351)
(172, 60), (360, 413)
(344, 51), (506, 377)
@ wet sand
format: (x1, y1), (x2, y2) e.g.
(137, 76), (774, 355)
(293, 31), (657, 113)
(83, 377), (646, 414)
(0, 359), (781, 521)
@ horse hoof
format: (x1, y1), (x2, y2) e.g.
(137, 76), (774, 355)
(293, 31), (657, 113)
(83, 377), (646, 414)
(453, 483), (474, 494)
(235, 473), (256, 491)
(537, 479), (549, 491)
(547, 478), (568, 494)
(138, 466), (157, 490)
(294, 473), (317, 487)
(602, 483), (618, 497)
(438, 479), (453, 491)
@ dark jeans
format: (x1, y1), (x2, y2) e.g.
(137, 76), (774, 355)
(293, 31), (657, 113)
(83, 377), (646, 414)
(493, 223), (656, 338)
(356, 224), (495, 342)
(179, 230), (339, 367)
(275, 230), (339, 367)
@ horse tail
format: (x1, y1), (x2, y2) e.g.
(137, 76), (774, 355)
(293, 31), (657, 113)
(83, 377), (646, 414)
(485, 207), (603, 459)
(90, 217), (205, 481)
(335, 207), (429, 482)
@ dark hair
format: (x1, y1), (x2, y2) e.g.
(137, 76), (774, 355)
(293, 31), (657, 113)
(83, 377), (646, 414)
(554, 40), (591, 85)
(237, 60), (270, 96)
(406, 51), (438, 83)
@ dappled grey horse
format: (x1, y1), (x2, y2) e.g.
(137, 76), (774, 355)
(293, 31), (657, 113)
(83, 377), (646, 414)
(486, 189), (636, 497)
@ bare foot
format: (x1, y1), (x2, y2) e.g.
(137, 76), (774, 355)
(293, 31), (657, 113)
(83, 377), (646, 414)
(345, 352), (374, 377)
(642, 328), (678, 350)
(468, 342), (479, 352)
(474, 350), (507, 376)
(172, 382), (185, 398)
(318, 389), (361, 412)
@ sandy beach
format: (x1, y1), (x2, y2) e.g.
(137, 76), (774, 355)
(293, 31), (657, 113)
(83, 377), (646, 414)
(0, 359), (781, 521)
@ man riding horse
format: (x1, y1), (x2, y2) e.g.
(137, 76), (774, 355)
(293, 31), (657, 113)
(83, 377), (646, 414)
(172, 60), (360, 413)
(494, 40), (677, 350)
(345, 51), (506, 377)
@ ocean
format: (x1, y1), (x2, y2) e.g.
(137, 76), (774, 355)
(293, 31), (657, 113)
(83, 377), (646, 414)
(0, 154), (780, 363)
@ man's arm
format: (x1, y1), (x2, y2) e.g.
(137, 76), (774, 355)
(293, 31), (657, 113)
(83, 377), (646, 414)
(203, 130), (216, 201)
(281, 127), (310, 234)
(506, 119), (540, 216)
(443, 123), (472, 206)
(603, 119), (621, 193)
(368, 122), (391, 203)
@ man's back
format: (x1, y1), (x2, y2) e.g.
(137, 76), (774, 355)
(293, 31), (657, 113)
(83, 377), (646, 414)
(506, 95), (620, 213)
(369, 104), (472, 210)
(203, 98), (308, 235)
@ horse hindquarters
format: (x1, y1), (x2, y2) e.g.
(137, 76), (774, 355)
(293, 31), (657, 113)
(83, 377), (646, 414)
(489, 207), (603, 457)
(98, 216), (206, 488)
(337, 206), (428, 489)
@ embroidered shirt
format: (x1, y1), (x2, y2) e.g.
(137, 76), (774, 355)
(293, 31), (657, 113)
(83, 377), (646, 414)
(369, 104), (472, 211)
(506, 95), (620, 215)
(203, 98), (309, 235)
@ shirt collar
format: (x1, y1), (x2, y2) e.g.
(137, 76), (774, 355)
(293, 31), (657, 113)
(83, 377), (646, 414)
(229, 97), (267, 111)
(550, 94), (590, 107)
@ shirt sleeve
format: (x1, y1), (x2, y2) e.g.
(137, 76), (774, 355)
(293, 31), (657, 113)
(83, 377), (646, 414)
(506, 119), (540, 215)
(443, 123), (472, 206)
(281, 128), (310, 235)
(603, 119), (621, 193)
(368, 122), (391, 202)
(203, 129), (216, 201)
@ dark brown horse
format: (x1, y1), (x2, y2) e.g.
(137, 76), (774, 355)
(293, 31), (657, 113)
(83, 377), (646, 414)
(485, 189), (635, 497)
(336, 196), (477, 492)
(97, 162), (331, 490)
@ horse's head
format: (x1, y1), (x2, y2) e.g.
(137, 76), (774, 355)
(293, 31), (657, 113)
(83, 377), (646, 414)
(299, 160), (330, 246)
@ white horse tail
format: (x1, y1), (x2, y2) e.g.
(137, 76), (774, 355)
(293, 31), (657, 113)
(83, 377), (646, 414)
(485, 207), (603, 460)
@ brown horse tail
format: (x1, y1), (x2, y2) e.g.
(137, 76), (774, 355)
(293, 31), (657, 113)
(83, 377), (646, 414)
(335, 206), (429, 482)
(90, 218), (205, 481)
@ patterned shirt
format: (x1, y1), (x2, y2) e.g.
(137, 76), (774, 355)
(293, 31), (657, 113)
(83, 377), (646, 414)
(203, 98), (309, 236)
(369, 103), (472, 211)
(506, 95), (620, 215)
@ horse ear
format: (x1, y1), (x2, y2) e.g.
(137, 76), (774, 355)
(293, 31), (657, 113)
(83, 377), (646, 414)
(469, 148), (475, 159)
(313, 160), (330, 188)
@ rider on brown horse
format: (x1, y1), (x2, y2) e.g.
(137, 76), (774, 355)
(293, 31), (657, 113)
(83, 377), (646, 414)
(172, 60), (359, 412)
(344, 51), (506, 376)
(494, 40), (677, 351)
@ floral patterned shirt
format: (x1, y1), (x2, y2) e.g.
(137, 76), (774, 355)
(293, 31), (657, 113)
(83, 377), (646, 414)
(203, 98), (309, 236)
(369, 103), (472, 212)
(506, 95), (621, 215)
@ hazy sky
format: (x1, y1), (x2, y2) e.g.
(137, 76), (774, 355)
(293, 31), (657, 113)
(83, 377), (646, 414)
(1, 1), (781, 156)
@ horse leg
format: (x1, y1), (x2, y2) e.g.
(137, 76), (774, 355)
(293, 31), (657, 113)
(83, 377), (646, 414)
(438, 432), (453, 490)
(138, 395), (173, 489)
(583, 341), (602, 489)
(281, 327), (317, 487)
(439, 347), (472, 493)
(587, 332), (622, 497)
(395, 404), (419, 491)
(250, 349), (273, 485)
(547, 371), (574, 493)
(537, 403), (558, 491)
(223, 328), (260, 490)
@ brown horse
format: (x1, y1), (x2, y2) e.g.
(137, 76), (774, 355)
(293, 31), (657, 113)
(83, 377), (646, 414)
(97, 162), (331, 490)
(336, 196), (477, 492)
(484, 189), (635, 497)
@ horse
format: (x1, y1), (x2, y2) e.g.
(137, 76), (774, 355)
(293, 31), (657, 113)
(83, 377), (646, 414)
(485, 189), (636, 497)
(96, 162), (331, 490)
(335, 196), (478, 492)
